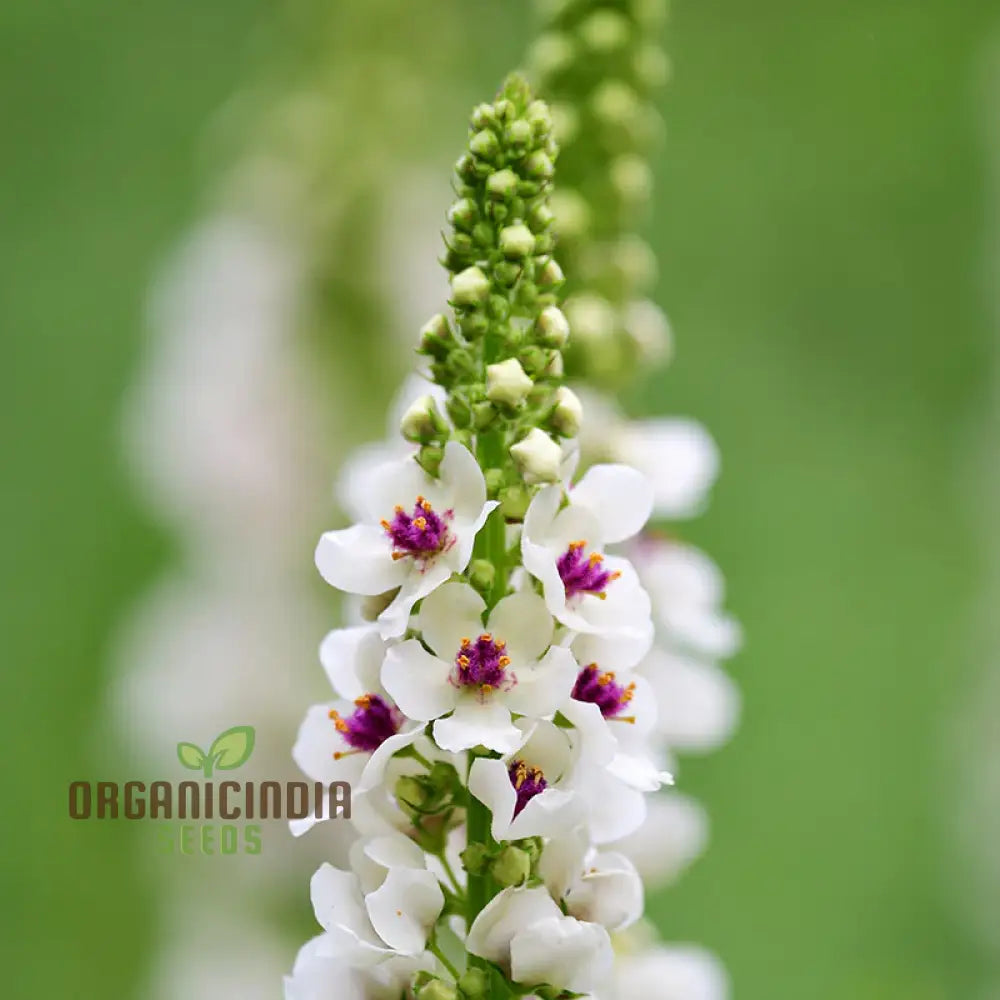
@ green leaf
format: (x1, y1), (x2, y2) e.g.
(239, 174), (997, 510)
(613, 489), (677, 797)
(209, 725), (256, 770)
(176, 742), (206, 771)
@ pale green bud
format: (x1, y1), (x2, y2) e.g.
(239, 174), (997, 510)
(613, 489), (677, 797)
(527, 32), (576, 79)
(471, 102), (496, 130)
(416, 978), (458, 1000)
(400, 394), (446, 443)
(591, 79), (641, 128)
(511, 428), (562, 485)
(564, 294), (616, 344)
(505, 118), (533, 149)
(486, 168), (519, 201)
(635, 44), (672, 88)
(610, 154), (654, 206)
(418, 313), (453, 359)
(499, 223), (536, 260)
(536, 305), (570, 347)
(537, 258), (565, 289)
(460, 843), (491, 875)
(491, 845), (532, 887)
(487, 358), (533, 408)
(552, 386), (583, 436)
(625, 298), (674, 365)
(448, 197), (478, 232)
(527, 202), (555, 233)
(468, 559), (496, 597)
(578, 9), (631, 51)
(526, 99), (553, 138)
(550, 189), (591, 241)
(499, 483), (531, 521)
(544, 349), (564, 378)
(451, 266), (490, 307)
(470, 128), (500, 161)
(458, 968), (490, 1000)
(613, 235), (658, 292)
(523, 150), (555, 180)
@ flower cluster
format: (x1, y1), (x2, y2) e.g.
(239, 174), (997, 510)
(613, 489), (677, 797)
(287, 68), (735, 1000)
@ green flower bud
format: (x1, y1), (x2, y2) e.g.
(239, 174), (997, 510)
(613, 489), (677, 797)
(458, 967), (490, 1000)
(446, 394), (472, 429)
(537, 259), (565, 290)
(550, 189), (591, 242)
(499, 223), (536, 260)
(499, 483), (531, 521)
(468, 559), (496, 597)
(493, 260), (522, 288)
(611, 154), (654, 207)
(470, 102), (496, 130)
(527, 32), (576, 80)
(527, 202), (555, 233)
(486, 358), (533, 408)
(415, 443), (444, 478)
(400, 394), (447, 443)
(544, 349), (564, 378)
(505, 118), (533, 149)
(448, 197), (478, 232)
(486, 168), (519, 201)
(551, 385), (583, 436)
(523, 150), (555, 180)
(472, 401), (497, 430)
(460, 843), (491, 876)
(394, 775), (429, 817)
(488, 293), (511, 321)
(451, 266), (490, 307)
(578, 9), (631, 51)
(516, 836), (544, 863)
(472, 220), (495, 249)
(418, 313), (454, 359)
(461, 312), (491, 341)
(470, 128), (500, 161)
(484, 467), (505, 497)
(416, 978), (458, 1000)
(511, 428), (562, 485)
(536, 305), (570, 347)
(491, 845), (532, 887)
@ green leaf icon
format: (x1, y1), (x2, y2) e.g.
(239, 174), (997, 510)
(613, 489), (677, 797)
(177, 742), (207, 771)
(209, 725), (256, 771)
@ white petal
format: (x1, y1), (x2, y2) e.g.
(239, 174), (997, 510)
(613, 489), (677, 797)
(357, 728), (422, 793)
(643, 649), (741, 753)
(439, 440), (488, 520)
(381, 641), (456, 721)
(510, 915), (612, 994)
(292, 702), (366, 785)
(505, 645), (579, 718)
(366, 868), (444, 955)
(315, 524), (404, 596)
(377, 558), (456, 640)
(576, 768), (648, 844)
(618, 418), (719, 520)
(570, 463), (653, 544)
(466, 887), (562, 965)
(336, 440), (410, 523)
(469, 757), (520, 841)
(519, 717), (574, 778)
(508, 786), (583, 841)
(615, 945), (730, 1000)
(560, 698), (617, 766)
(433, 699), (524, 755)
(418, 580), (486, 658)
(362, 833), (428, 874)
(488, 589), (554, 663)
(310, 864), (375, 942)
(537, 826), (590, 900)
(565, 852), (643, 931)
(357, 452), (447, 525)
(319, 626), (385, 700)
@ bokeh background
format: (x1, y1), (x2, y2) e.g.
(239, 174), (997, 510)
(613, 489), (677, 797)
(2, 1), (998, 998)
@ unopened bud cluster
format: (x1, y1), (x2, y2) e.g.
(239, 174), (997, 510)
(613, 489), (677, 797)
(413, 74), (577, 491)
(527, 0), (674, 387)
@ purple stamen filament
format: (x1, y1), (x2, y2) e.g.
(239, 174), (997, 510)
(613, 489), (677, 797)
(451, 633), (514, 698)
(381, 495), (452, 561)
(329, 694), (403, 758)
(557, 540), (621, 600)
(509, 760), (548, 817)
(572, 663), (636, 722)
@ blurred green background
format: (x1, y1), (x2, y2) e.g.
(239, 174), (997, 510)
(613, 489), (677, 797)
(2, 1), (997, 998)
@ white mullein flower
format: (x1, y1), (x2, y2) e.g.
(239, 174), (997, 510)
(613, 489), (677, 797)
(466, 886), (613, 995)
(315, 442), (498, 638)
(381, 581), (577, 753)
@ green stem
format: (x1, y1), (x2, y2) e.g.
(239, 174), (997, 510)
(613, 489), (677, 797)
(439, 851), (464, 897)
(465, 776), (495, 979)
(428, 937), (460, 981)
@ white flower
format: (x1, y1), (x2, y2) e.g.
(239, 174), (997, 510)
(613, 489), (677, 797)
(469, 720), (583, 841)
(315, 442), (498, 639)
(521, 464), (653, 657)
(511, 428), (564, 484)
(609, 791), (709, 889)
(284, 933), (430, 1000)
(467, 886), (613, 994)
(639, 647), (741, 754)
(613, 944), (730, 1000)
(382, 582), (577, 754)
(309, 861), (444, 964)
(631, 539), (742, 661)
(539, 827), (643, 932)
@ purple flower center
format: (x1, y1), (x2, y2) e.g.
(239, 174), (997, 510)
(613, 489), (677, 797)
(381, 496), (452, 561)
(330, 695), (403, 756)
(451, 633), (514, 697)
(557, 540), (621, 599)
(509, 760), (548, 817)
(572, 664), (636, 720)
